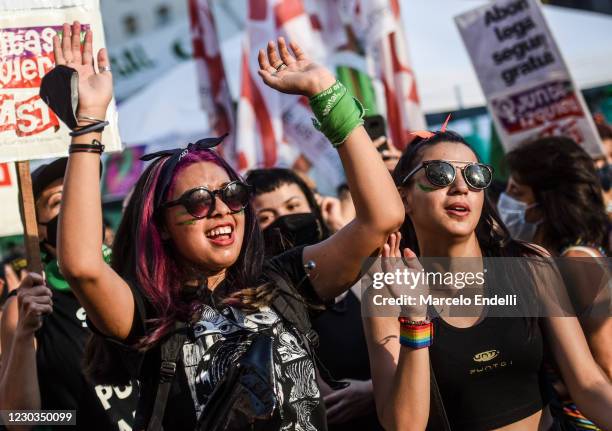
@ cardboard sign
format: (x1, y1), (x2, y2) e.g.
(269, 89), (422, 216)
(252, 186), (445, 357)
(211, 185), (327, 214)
(455, 0), (603, 157)
(0, 0), (122, 163)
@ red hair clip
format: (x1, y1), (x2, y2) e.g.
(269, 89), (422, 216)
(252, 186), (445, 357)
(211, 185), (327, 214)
(407, 114), (452, 142)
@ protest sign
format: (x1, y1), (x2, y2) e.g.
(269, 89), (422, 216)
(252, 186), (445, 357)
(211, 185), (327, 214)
(0, 163), (23, 237)
(455, 0), (603, 157)
(0, 0), (122, 163)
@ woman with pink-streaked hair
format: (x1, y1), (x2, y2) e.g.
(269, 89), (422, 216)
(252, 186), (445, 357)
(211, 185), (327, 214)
(54, 21), (403, 430)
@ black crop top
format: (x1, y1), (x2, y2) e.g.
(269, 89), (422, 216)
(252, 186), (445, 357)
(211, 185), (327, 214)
(429, 316), (551, 430)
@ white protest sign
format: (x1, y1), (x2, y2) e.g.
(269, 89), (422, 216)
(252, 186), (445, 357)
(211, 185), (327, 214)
(0, 163), (24, 236)
(455, 0), (603, 157)
(0, 0), (122, 163)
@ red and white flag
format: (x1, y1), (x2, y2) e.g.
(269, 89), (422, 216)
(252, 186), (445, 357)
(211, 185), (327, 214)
(189, 0), (236, 162)
(236, 0), (342, 181)
(236, 0), (286, 171)
(340, 0), (426, 149)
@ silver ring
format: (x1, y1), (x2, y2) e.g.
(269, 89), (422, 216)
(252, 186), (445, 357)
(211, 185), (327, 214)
(100, 65), (112, 72)
(275, 63), (287, 72)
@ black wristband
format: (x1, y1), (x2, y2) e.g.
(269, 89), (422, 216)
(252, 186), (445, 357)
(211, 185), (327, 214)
(69, 139), (104, 154)
(69, 120), (109, 137)
(69, 149), (104, 154)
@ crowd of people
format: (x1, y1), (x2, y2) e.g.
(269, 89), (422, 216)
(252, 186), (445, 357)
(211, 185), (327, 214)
(0, 21), (611, 431)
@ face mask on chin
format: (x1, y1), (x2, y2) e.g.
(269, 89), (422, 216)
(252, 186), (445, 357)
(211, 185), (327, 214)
(262, 212), (324, 257)
(497, 192), (541, 242)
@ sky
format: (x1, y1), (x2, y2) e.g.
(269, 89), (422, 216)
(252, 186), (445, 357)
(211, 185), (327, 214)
(402, 0), (612, 112)
(214, 0), (612, 113)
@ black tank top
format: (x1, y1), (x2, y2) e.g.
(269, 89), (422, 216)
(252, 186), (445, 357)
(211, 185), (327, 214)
(430, 316), (550, 430)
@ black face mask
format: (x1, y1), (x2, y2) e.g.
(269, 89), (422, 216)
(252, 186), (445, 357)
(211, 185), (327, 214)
(39, 214), (106, 252)
(262, 213), (324, 257)
(39, 214), (59, 249)
(597, 164), (612, 192)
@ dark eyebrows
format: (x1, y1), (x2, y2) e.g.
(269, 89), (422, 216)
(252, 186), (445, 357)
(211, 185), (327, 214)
(284, 195), (306, 205)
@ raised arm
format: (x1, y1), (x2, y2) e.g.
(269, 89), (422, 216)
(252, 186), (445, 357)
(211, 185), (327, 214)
(362, 234), (430, 430)
(54, 22), (134, 339)
(257, 39), (404, 300)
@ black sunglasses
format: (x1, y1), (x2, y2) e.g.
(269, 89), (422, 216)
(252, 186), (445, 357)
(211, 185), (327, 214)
(161, 181), (253, 219)
(140, 134), (229, 212)
(402, 160), (493, 190)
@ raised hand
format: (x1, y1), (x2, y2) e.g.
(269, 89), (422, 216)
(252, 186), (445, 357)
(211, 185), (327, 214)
(16, 273), (53, 335)
(257, 38), (336, 97)
(52, 21), (113, 120)
(381, 232), (428, 320)
(320, 196), (351, 233)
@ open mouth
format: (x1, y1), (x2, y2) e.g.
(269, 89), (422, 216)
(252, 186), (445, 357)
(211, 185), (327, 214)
(445, 204), (471, 217)
(205, 224), (235, 244)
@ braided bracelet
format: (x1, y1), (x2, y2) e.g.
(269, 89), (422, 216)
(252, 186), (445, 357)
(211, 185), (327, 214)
(69, 120), (109, 137)
(398, 317), (433, 349)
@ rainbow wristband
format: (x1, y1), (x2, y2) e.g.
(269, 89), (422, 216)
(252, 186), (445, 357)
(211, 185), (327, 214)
(309, 81), (364, 148)
(398, 319), (433, 349)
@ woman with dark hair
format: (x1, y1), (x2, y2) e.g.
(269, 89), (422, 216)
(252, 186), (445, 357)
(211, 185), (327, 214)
(246, 167), (382, 431)
(362, 130), (612, 430)
(502, 137), (608, 252)
(502, 137), (612, 430)
(54, 22), (403, 430)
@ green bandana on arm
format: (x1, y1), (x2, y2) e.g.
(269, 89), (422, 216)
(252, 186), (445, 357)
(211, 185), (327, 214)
(309, 81), (365, 148)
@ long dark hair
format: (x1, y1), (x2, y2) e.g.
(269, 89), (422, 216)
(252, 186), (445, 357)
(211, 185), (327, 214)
(392, 131), (539, 258)
(505, 137), (608, 253)
(393, 131), (542, 335)
(85, 149), (271, 384)
(113, 150), (268, 347)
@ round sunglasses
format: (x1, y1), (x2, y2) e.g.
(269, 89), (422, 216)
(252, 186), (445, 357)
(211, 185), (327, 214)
(161, 181), (253, 219)
(402, 160), (493, 190)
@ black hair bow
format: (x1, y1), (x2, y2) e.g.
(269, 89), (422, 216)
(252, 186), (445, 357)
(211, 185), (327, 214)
(140, 133), (228, 211)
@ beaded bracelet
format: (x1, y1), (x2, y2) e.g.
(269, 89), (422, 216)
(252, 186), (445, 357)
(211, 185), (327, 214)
(398, 317), (433, 349)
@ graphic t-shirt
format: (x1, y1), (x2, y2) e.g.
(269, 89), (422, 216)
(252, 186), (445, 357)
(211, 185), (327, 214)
(35, 288), (138, 430)
(111, 246), (327, 430)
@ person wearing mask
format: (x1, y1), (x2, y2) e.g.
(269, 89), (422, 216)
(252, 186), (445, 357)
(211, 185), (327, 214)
(55, 23), (403, 430)
(0, 158), (138, 430)
(363, 130), (612, 430)
(596, 119), (612, 252)
(246, 167), (383, 431)
(501, 136), (612, 430)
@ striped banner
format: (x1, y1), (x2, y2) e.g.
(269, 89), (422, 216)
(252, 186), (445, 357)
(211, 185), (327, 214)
(339, 0), (427, 149)
(189, 0), (236, 162)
